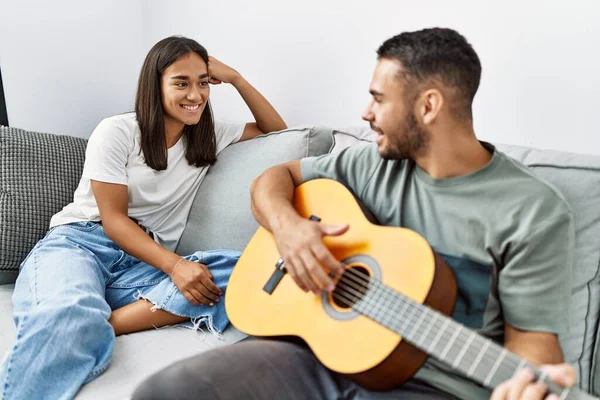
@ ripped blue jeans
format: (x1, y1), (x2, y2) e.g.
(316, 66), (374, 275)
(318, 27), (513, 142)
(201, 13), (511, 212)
(0, 222), (240, 400)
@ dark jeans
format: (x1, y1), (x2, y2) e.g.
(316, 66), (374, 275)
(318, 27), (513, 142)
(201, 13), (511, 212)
(132, 338), (454, 400)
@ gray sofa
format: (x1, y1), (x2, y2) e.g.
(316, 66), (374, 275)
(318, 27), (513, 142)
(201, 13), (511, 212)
(1, 124), (600, 399)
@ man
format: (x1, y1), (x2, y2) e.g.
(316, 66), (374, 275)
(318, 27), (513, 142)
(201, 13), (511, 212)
(133, 28), (576, 400)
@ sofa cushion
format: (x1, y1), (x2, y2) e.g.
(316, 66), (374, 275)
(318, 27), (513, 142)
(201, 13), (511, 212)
(332, 127), (376, 153)
(0, 126), (87, 284)
(176, 126), (334, 255)
(494, 144), (600, 394)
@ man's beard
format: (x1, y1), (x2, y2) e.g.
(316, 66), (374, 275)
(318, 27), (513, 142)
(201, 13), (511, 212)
(378, 110), (430, 160)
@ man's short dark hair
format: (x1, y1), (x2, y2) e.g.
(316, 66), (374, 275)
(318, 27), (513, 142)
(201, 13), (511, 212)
(377, 28), (481, 120)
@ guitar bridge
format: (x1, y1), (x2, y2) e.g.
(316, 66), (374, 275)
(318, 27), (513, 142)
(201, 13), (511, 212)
(263, 258), (287, 295)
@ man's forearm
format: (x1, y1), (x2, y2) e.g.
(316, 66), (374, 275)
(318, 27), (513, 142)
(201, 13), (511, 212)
(250, 166), (301, 233)
(504, 325), (564, 366)
(506, 341), (564, 366)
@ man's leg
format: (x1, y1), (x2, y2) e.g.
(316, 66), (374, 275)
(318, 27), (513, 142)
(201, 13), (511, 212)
(132, 339), (353, 400)
(132, 338), (454, 400)
(358, 380), (455, 399)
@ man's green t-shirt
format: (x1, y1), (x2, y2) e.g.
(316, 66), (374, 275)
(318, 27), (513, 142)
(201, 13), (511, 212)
(300, 142), (575, 399)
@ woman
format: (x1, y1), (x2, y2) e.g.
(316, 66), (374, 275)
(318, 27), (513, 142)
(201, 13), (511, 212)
(0, 36), (286, 400)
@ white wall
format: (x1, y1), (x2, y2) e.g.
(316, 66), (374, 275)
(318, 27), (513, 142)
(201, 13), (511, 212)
(0, 0), (145, 138)
(1, 1), (599, 154)
(142, 0), (600, 155)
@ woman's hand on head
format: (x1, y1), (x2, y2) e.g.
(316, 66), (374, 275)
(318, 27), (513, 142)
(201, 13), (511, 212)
(207, 56), (241, 85)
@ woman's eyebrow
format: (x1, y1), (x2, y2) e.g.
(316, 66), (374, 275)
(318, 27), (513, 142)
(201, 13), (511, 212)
(170, 73), (209, 80)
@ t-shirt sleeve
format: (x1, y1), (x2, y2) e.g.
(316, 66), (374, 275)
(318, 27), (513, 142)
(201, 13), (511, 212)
(214, 120), (245, 153)
(300, 143), (381, 198)
(82, 118), (133, 185)
(499, 196), (575, 335)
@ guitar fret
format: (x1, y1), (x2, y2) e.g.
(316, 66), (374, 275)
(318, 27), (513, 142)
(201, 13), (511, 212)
(383, 290), (398, 328)
(371, 288), (385, 325)
(453, 331), (476, 369)
(484, 348), (507, 387)
(381, 292), (398, 331)
(468, 339), (490, 377)
(417, 310), (437, 347)
(401, 300), (417, 336)
(428, 318), (450, 353)
(391, 296), (410, 333)
(440, 325), (462, 360)
(407, 304), (428, 341)
(514, 359), (526, 377)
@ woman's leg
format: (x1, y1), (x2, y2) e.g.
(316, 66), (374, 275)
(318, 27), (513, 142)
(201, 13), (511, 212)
(0, 226), (118, 400)
(109, 300), (188, 335)
(105, 249), (240, 336)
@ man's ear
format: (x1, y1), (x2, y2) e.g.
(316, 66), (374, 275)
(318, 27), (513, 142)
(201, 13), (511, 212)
(417, 88), (444, 126)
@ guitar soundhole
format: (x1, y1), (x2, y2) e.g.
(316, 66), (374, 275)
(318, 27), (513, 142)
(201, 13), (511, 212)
(332, 266), (371, 309)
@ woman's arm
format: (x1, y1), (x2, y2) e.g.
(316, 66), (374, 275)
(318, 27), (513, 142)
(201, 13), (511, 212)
(91, 180), (221, 306)
(92, 181), (177, 272)
(208, 57), (287, 141)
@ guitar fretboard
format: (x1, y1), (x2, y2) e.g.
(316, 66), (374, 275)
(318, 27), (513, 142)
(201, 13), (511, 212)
(334, 271), (594, 400)
(355, 283), (527, 388)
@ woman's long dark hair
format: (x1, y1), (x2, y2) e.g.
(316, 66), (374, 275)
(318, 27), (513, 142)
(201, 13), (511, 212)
(135, 36), (216, 171)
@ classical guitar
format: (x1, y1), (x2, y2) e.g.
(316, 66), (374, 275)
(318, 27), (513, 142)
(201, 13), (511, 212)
(225, 179), (596, 399)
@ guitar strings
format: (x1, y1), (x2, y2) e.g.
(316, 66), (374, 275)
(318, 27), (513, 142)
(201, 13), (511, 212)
(333, 269), (584, 400)
(336, 267), (525, 369)
(334, 269), (587, 398)
(328, 267), (535, 386)
(327, 271), (581, 397)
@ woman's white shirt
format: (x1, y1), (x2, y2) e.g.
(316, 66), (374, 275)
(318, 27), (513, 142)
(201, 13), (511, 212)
(50, 112), (244, 251)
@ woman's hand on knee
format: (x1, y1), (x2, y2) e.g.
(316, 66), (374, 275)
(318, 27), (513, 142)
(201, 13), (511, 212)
(169, 259), (222, 306)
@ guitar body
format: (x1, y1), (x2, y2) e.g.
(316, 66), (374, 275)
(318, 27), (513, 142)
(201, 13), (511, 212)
(225, 179), (458, 390)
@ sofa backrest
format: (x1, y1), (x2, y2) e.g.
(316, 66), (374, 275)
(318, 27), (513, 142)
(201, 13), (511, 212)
(176, 126), (334, 255)
(0, 125), (334, 284)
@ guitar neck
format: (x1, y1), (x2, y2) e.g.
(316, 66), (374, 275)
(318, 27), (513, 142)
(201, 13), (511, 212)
(350, 282), (594, 399)
(354, 283), (523, 388)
